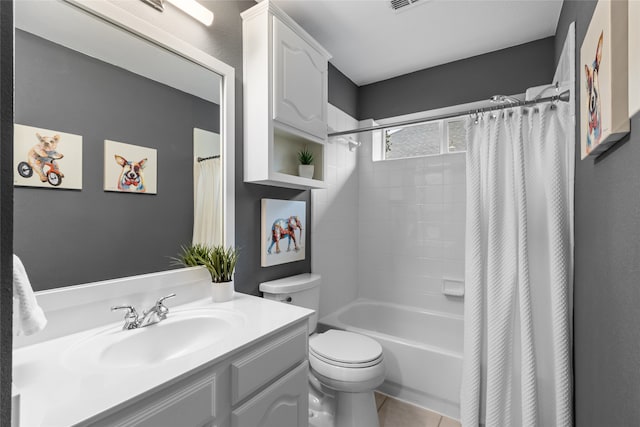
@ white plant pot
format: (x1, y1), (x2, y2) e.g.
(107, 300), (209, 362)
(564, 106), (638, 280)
(298, 164), (314, 179)
(212, 280), (234, 302)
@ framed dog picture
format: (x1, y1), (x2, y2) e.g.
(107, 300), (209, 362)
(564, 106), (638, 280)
(104, 140), (157, 194)
(629, 0), (640, 118)
(580, 0), (629, 159)
(13, 124), (83, 190)
(261, 198), (306, 267)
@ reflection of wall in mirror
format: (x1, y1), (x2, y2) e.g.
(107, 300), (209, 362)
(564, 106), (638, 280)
(194, 128), (221, 158)
(13, 30), (220, 290)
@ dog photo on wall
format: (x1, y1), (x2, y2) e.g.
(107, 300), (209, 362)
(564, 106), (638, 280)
(580, 0), (629, 159)
(13, 124), (83, 190)
(104, 140), (157, 194)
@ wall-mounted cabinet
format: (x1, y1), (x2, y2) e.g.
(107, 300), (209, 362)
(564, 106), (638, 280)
(242, 0), (331, 189)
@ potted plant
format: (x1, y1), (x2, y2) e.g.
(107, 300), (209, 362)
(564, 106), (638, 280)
(297, 146), (314, 179)
(174, 244), (239, 302)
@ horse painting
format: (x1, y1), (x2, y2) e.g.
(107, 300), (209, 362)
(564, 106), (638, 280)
(267, 216), (303, 254)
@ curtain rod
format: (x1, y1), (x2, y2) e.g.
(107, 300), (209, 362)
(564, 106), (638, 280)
(197, 154), (220, 162)
(328, 89), (571, 138)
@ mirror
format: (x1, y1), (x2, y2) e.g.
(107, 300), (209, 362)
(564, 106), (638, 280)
(13, 0), (235, 291)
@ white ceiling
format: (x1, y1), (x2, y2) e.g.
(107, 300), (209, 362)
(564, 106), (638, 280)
(272, 0), (564, 86)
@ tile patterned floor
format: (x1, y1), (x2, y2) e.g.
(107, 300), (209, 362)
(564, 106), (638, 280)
(375, 393), (461, 427)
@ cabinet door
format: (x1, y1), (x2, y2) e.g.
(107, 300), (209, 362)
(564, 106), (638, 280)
(273, 17), (327, 140)
(231, 362), (309, 427)
(92, 371), (216, 427)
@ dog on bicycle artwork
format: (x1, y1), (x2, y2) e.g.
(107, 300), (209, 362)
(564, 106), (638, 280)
(16, 132), (65, 187)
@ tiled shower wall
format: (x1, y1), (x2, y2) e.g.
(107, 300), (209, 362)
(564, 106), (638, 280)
(311, 104), (360, 318)
(356, 123), (466, 316)
(312, 106), (466, 318)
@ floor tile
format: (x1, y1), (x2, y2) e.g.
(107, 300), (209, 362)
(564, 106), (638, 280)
(375, 392), (387, 411)
(378, 396), (442, 427)
(439, 417), (462, 427)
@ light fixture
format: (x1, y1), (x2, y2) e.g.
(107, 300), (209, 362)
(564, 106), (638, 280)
(140, 0), (214, 26)
(167, 0), (214, 26)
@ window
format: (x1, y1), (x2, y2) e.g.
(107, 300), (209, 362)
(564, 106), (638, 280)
(446, 119), (466, 153)
(377, 116), (467, 161)
(384, 122), (441, 159)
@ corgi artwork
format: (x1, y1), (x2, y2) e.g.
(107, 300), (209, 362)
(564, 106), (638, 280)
(584, 31), (603, 154)
(115, 155), (147, 193)
(28, 133), (64, 182)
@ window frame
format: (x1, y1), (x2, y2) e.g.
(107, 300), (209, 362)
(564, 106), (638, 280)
(377, 115), (466, 161)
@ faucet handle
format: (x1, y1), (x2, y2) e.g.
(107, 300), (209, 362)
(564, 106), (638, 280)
(156, 293), (176, 305)
(154, 293), (176, 318)
(111, 305), (139, 330)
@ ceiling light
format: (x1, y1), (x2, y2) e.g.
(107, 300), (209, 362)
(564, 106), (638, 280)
(140, 0), (214, 26)
(167, 0), (214, 26)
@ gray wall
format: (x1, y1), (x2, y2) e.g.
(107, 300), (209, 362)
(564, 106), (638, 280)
(358, 37), (556, 120)
(328, 63), (359, 119)
(1, 0), (13, 423)
(14, 30), (219, 290)
(109, 1), (313, 296)
(556, 2), (640, 425)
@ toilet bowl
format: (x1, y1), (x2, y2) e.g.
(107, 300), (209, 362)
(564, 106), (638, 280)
(260, 274), (385, 427)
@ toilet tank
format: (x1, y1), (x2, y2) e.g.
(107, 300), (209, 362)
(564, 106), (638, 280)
(259, 273), (321, 333)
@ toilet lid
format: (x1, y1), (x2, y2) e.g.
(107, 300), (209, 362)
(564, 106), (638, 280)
(309, 330), (382, 366)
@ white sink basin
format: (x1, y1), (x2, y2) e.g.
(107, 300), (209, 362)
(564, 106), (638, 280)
(63, 309), (245, 369)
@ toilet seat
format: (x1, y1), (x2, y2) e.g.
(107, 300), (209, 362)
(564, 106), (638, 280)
(310, 348), (383, 368)
(309, 330), (383, 368)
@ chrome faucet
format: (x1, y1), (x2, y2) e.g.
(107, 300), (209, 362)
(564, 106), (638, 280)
(138, 293), (176, 327)
(111, 293), (176, 330)
(110, 305), (139, 330)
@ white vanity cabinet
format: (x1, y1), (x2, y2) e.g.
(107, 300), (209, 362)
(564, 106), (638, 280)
(90, 370), (218, 427)
(242, 0), (331, 190)
(87, 322), (309, 427)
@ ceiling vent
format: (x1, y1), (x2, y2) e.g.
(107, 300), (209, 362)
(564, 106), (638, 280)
(390, 0), (423, 12)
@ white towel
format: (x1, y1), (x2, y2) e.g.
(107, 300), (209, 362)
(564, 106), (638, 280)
(13, 254), (47, 336)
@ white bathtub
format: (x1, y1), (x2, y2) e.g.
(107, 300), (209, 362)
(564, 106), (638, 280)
(319, 299), (463, 419)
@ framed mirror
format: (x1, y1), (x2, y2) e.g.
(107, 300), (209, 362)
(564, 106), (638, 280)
(13, 0), (235, 291)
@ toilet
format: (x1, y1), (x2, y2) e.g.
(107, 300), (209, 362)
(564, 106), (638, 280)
(260, 273), (385, 427)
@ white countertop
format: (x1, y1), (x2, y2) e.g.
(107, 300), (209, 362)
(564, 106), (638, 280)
(12, 293), (312, 427)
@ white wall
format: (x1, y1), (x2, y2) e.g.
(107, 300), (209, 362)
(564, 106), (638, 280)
(357, 123), (466, 316)
(313, 107), (466, 318)
(311, 104), (360, 317)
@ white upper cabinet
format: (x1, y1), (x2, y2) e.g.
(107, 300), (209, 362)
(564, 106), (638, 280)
(242, 0), (331, 189)
(273, 18), (327, 139)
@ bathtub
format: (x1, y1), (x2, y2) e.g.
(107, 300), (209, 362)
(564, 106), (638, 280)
(319, 299), (463, 419)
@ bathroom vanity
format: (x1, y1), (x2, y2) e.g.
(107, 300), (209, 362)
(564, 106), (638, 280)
(12, 268), (313, 427)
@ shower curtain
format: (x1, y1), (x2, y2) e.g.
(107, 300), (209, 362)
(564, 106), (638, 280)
(192, 157), (222, 246)
(460, 102), (573, 427)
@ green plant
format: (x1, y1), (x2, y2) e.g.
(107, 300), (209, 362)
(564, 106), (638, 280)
(173, 244), (239, 283)
(297, 146), (314, 165)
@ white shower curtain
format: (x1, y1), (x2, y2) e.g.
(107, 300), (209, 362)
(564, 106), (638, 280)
(460, 102), (573, 427)
(192, 157), (222, 246)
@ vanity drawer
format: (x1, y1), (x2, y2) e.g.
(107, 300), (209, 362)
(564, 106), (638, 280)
(231, 323), (307, 405)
